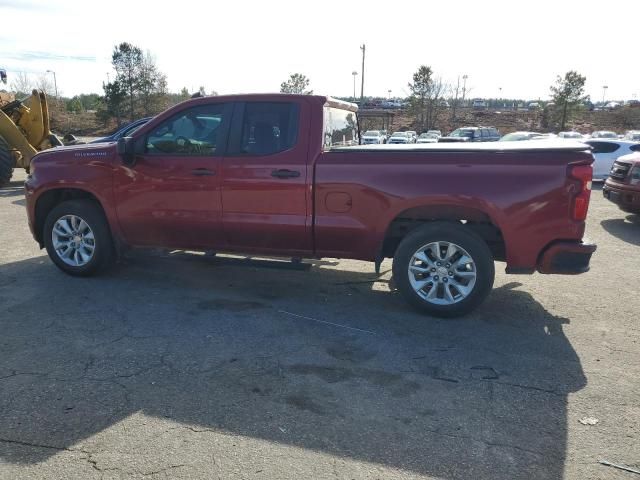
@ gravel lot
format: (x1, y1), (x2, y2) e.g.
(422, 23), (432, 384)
(0, 170), (638, 480)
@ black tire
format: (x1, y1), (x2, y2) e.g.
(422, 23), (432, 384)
(0, 136), (15, 187)
(43, 200), (114, 276)
(392, 222), (495, 318)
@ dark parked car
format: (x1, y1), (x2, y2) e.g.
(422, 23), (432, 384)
(89, 117), (152, 144)
(439, 127), (501, 143)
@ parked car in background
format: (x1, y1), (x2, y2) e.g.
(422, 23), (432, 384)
(406, 131), (417, 143)
(604, 102), (622, 110)
(527, 102), (540, 110)
(416, 133), (439, 144)
(439, 127), (500, 143)
(603, 152), (640, 214)
(440, 100), (450, 108)
(387, 132), (412, 144)
(500, 131), (546, 141)
(472, 99), (487, 109)
(361, 130), (386, 144)
(89, 117), (152, 143)
(623, 130), (640, 141)
(427, 130), (442, 137)
(558, 131), (584, 139)
(591, 130), (618, 139)
(583, 139), (640, 180)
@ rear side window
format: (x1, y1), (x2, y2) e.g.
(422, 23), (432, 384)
(323, 107), (358, 149)
(587, 141), (620, 154)
(630, 144), (640, 152)
(239, 102), (299, 155)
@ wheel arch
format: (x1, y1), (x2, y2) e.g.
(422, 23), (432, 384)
(34, 187), (108, 247)
(379, 203), (507, 262)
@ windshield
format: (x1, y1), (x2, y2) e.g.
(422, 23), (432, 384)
(419, 133), (437, 139)
(363, 131), (380, 136)
(391, 132), (407, 137)
(449, 128), (475, 138)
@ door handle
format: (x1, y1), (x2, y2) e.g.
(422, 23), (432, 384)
(191, 168), (216, 176)
(271, 169), (300, 179)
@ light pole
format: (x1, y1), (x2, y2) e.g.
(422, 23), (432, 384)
(462, 74), (468, 106)
(351, 71), (358, 100)
(359, 44), (366, 107)
(45, 70), (58, 100)
(602, 85), (608, 105)
(388, 89), (391, 99)
(498, 87), (502, 108)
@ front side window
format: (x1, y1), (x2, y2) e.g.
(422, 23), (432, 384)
(239, 102), (299, 155)
(146, 104), (226, 156)
(323, 107), (358, 149)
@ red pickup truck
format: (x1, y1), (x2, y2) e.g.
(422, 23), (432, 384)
(24, 94), (596, 317)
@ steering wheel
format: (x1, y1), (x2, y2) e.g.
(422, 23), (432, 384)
(175, 136), (192, 151)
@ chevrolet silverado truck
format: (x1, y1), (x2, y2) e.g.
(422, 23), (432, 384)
(24, 94), (596, 317)
(603, 152), (640, 213)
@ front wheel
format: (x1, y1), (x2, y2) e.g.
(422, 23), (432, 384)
(44, 200), (114, 276)
(392, 222), (495, 317)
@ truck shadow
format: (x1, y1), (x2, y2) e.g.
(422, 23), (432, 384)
(0, 253), (585, 479)
(600, 215), (640, 246)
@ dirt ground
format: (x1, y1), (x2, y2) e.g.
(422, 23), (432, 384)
(0, 170), (638, 480)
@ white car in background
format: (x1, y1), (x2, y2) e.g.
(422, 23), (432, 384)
(416, 132), (439, 143)
(591, 130), (618, 139)
(623, 130), (640, 141)
(583, 139), (640, 181)
(361, 130), (385, 144)
(406, 131), (417, 143)
(558, 131), (584, 139)
(387, 132), (411, 144)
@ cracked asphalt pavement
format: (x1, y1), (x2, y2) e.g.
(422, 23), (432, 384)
(1, 170), (638, 479)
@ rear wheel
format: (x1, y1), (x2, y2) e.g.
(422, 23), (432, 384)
(44, 200), (114, 276)
(0, 136), (15, 187)
(393, 222), (495, 317)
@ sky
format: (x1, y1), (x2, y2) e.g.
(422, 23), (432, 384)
(1, 0), (638, 102)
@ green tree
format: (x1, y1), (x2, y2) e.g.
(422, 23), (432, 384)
(112, 42), (143, 121)
(408, 66), (447, 131)
(66, 96), (83, 113)
(550, 71), (587, 130)
(101, 80), (127, 127)
(280, 73), (312, 94)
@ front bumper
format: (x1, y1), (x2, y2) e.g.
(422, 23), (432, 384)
(537, 240), (597, 274)
(603, 182), (640, 213)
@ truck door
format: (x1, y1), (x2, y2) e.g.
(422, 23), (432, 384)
(221, 100), (312, 255)
(113, 102), (231, 249)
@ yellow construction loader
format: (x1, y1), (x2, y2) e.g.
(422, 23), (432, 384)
(0, 88), (64, 186)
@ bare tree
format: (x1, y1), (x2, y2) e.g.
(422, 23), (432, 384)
(10, 72), (33, 96)
(35, 74), (55, 97)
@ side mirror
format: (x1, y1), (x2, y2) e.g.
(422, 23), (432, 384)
(117, 136), (136, 167)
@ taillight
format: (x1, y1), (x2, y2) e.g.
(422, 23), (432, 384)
(569, 164), (592, 221)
